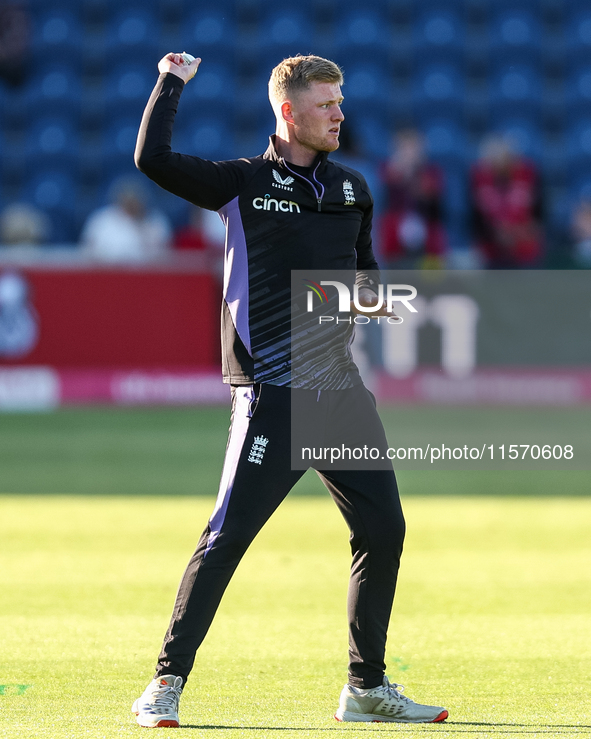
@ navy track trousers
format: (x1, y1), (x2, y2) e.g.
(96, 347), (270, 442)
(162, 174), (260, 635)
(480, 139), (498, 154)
(155, 383), (405, 690)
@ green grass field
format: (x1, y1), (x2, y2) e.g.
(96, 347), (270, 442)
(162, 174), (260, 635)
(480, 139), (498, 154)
(0, 407), (589, 496)
(1, 409), (590, 738)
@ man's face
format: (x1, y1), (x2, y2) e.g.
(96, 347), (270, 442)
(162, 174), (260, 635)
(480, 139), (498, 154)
(288, 81), (344, 154)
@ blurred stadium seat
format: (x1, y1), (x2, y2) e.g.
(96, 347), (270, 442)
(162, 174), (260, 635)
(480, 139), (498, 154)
(175, 119), (235, 160)
(106, 8), (161, 60)
(424, 119), (470, 165)
(176, 62), (236, 118)
(490, 9), (542, 64)
(24, 65), (82, 120)
(565, 9), (591, 64)
(100, 118), (140, 176)
(21, 170), (77, 242)
(413, 9), (465, 64)
(25, 117), (80, 171)
(565, 120), (591, 181)
(32, 8), (83, 65)
(258, 10), (316, 69)
(261, 10), (313, 48)
(333, 10), (391, 65)
(566, 66), (591, 116)
(490, 65), (542, 116)
(104, 65), (156, 119)
(181, 10), (237, 63)
(412, 64), (465, 120)
(345, 114), (390, 159)
(491, 117), (544, 160)
(342, 63), (392, 117)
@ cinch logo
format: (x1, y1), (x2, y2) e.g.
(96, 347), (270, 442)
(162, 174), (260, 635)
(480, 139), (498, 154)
(253, 194), (301, 213)
(272, 170), (294, 191)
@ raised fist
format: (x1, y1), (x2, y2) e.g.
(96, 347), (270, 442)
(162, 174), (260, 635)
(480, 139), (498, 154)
(158, 53), (201, 84)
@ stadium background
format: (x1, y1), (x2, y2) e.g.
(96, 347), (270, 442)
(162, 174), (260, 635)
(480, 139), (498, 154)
(2, 0), (591, 249)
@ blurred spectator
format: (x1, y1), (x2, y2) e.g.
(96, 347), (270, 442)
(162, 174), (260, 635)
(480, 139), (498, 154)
(470, 134), (543, 269)
(0, 270), (38, 358)
(378, 129), (447, 269)
(173, 205), (225, 280)
(0, 1), (29, 87)
(81, 177), (172, 262)
(571, 199), (591, 269)
(0, 202), (50, 245)
(173, 206), (209, 252)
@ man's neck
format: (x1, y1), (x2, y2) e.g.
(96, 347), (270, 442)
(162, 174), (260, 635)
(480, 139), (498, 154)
(274, 133), (318, 167)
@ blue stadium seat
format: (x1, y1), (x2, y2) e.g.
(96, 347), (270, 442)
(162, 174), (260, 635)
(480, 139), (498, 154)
(490, 117), (543, 160)
(25, 117), (80, 170)
(333, 10), (391, 66)
(412, 64), (464, 119)
(413, 10), (465, 64)
(105, 65), (157, 119)
(490, 65), (541, 116)
(32, 8), (83, 64)
(340, 114), (390, 160)
(341, 63), (392, 118)
(181, 10), (237, 63)
(489, 9), (541, 64)
(260, 10), (313, 48)
(565, 10), (591, 66)
(174, 118), (235, 160)
(23, 65), (82, 120)
(176, 62), (236, 119)
(21, 170), (78, 242)
(423, 119), (469, 166)
(565, 121), (591, 181)
(565, 66), (591, 117)
(440, 163), (467, 218)
(569, 173), (591, 206)
(100, 118), (140, 174)
(106, 8), (161, 59)
(258, 11), (316, 69)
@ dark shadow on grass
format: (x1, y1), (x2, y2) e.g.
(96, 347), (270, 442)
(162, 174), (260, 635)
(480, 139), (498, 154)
(180, 723), (591, 733)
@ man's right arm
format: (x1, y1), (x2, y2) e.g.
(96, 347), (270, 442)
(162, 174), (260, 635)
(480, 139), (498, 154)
(135, 54), (251, 211)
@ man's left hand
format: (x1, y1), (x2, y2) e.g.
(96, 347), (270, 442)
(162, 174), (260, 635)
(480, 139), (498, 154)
(350, 288), (398, 319)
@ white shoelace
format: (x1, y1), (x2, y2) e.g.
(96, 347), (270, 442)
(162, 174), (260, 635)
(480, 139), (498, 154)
(147, 679), (183, 711)
(380, 679), (413, 705)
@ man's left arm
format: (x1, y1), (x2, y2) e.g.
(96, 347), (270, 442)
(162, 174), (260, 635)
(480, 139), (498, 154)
(353, 193), (395, 316)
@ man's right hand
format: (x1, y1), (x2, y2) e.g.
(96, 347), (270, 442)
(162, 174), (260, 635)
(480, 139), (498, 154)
(158, 53), (201, 84)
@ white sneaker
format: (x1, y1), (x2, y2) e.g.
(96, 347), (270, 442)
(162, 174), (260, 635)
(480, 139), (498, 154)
(334, 676), (448, 723)
(132, 675), (183, 728)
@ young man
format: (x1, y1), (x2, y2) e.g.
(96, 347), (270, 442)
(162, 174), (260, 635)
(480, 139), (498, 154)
(132, 53), (448, 727)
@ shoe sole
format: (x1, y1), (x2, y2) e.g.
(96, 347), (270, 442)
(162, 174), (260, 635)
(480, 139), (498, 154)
(132, 705), (180, 728)
(335, 709), (448, 724)
(134, 715), (180, 728)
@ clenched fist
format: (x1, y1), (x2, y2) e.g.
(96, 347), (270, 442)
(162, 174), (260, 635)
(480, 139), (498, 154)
(158, 53), (201, 84)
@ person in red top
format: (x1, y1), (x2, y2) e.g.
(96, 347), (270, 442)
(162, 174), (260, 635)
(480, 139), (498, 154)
(173, 206), (209, 251)
(470, 134), (543, 268)
(379, 129), (447, 269)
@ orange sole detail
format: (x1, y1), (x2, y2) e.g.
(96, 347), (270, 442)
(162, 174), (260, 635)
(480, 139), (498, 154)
(335, 711), (449, 724)
(154, 720), (179, 728)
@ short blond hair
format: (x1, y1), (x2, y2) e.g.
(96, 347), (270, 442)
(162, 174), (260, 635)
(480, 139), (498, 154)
(268, 54), (343, 108)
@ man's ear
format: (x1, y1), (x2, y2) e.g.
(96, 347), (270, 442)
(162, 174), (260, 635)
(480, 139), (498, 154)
(281, 100), (295, 125)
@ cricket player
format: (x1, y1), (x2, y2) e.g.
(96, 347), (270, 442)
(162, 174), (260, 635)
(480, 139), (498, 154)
(132, 52), (448, 727)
